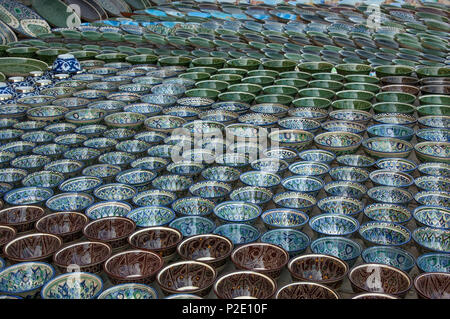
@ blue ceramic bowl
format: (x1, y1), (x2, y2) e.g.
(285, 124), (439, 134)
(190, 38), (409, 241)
(369, 170), (414, 188)
(214, 201), (262, 224)
(367, 124), (414, 141)
(229, 186), (273, 206)
(324, 181), (367, 199)
(298, 149), (335, 164)
(131, 156), (169, 172)
(317, 196), (364, 216)
(94, 183), (137, 202)
(167, 161), (204, 177)
(98, 151), (136, 168)
(172, 197), (215, 217)
(364, 203), (412, 224)
(268, 129), (314, 152)
(239, 113), (278, 128)
(260, 208), (309, 229)
(414, 191), (449, 208)
(417, 162), (450, 177)
(273, 191), (316, 212)
(310, 237), (362, 267)
(0, 168), (27, 186)
(11, 155), (51, 172)
(169, 216), (216, 237)
(152, 175), (193, 193)
(261, 229), (310, 256)
(416, 128), (450, 142)
(4, 187), (53, 206)
(368, 186), (413, 205)
(215, 153), (250, 168)
(213, 223), (260, 245)
(329, 166), (369, 183)
(116, 168), (157, 190)
(413, 227), (449, 253)
(134, 131), (167, 144)
(361, 246), (415, 273)
(132, 190), (176, 207)
(278, 117), (321, 133)
(251, 158), (289, 173)
(309, 213), (359, 237)
(240, 171), (281, 188)
(65, 108), (106, 125)
(314, 131), (362, 155)
(362, 137), (413, 159)
(98, 283), (158, 299)
(127, 206), (176, 227)
(413, 206), (450, 230)
(58, 176), (103, 193)
(116, 140), (151, 155)
(85, 201), (132, 220)
(124, 103), (163, 117)
(359, 221), (411, 247)
(375, 158), (417, 173)
(336, 154), (376, 168)
(263, 147), (298, 163)
(282, 175), (323, 196)
(321, 120), (366, 135)
(82, 164), (121, 182)
(144, 115), (186, 133)
(288, 161), (330, 177)
(46, 192), (94, 212)
(416, 253), (450, 273)
(414, 176), (450, 192)
(41, 272), (103, 299)
(22, 171), (65, 189)
(64, 147), (101, 164)
(0, 262), (55, 298)
(189, 181), (232, 202)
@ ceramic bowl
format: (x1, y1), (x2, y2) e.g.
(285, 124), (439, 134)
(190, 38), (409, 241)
(188, 181), (232, 203)
(46, 192), (94, 212)
(0, 205), (45, 233)
(418, 162), (450, 177)
(349, 263), (412, 298)
(364, 203), (412, 224)
(309, 214), (359, 237)
(104, 250), (164, 285)
(251, 158), (289, 174)
(127, 205), (176, 228)
(321, 120), (366, 135)
(359, 221), (411, 247)
(272, 191), (316, 212)
(4, 233), (62, 263)
(0, 225), (16, 254)
(157, 261), (216, 296)
(314, 132), (362, 155)
(260, 228), (309, 256)
(214, 270), (276, 299)
(414, 142), (449, 164)
(4, 187), (53, 206)
(231, 243), (289, 279)
(41, 272), (103, 299)
(373, 113), (417, 127)
(310, 236), (362, 268)
(281, 176), (323, 196)
(93, 184), (136, 202)
(298, 149), (335, 164)
(329, 110), (372, 124)
(367, 124), (414, 142)
(416, 253), (450, 274)
(361, 246), (415, 273)
(416, 128), (450, 143)
(229, 186), (273, 207)
(363, 137), (413, 159)
(317, 196), (364, 216)
(276, 282), (339, 299)
(58, 176), (102, 193)
(329, 166), (369, 183)
(413, 227), (449, 254)
(35, 212), (88, 243)
(98, 283), (158, 299)
(413, 206), (450, 230)
(0, 261), (55, 298)
(65, 108), (106, 125)
(171, 196), (215, 217)
(268, 129), (314, 152)
(83, 216), (135, 250)
(367, 186), (413, 205)
(375, 158), (417, 173)
(53, 241), (111, 273)
(213, 201), (261, 224)
(415, 175), (450, 192)
(288, 161), (330, 178)
(324, 181), (367, 200)
(369, 170), (414, 188)
(213, 223), (260, 246)
(177, 234), (233, 271)
(169, 216), (215, 237)
(132, 190), (176, 208)
(152, 175), (193, 194)
(415, 191), (449, 208)
(414, 273), (450, 299)
(288, 254), (349, 289)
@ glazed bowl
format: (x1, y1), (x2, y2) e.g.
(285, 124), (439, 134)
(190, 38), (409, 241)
(0, 205), (45, 233)
(329, 166), (369, 183)
(213, 201), (261, 224)
(240, 171), (281, 189)
(152, 175), (193, 194)
(214, 270), (276, 299)
(35, 212), (88, 243)
(261, 208), (309, 230)
(169, 216), (215, 237)
(281, 176), (323, 196)
(288, 254), (349, 289)
(359, 222), (411, 247)
(268, 129), (314, 152)
(276, 282), (339, 299)
(157, 261), (216, 296)
(53, 241), (111, 273)
(171, 197), (215, 217)
(132, 190), (176, 208)
(41, 272), (103, 299)
(417, 162), (450, 177)
(0, 261), (55, 298)
(361, 246), (415, 273)
(58, 176), (102, 194)
(367, 186), (413, 205)
(260, 228), (309, 256)
(288, 161), (330, 178)
(362, 137), (413, 159)
(213, 223), (260, 246)
(93, 183), (136, 202)
(229, 187), (273, 207)
(414, 142), (449, 164)
(0, 225), (16, 254)
(367, 124), (414, 141)
(177, 234), (233, 271)
(414, 273), (450, 299)
(310, 237), (361, 268)
(46, 192), (94, 212)
(369, 170), (414, 188)
(314, 132), (362, 155)
(4, 187), (53, 206)
(273, 191), (316, 212)
(413, 227), (449, 254)
(83, 217), (136, 251)
(416, 253), (450, 273)
(4, 233), (62, 263)
(321, 120), (366, 135)
(98, 283), (158, 299)
(127, 206), (176, 228)
(414, 191), (449, 208)
(324, 181), (367, 200)
(317, 196), (364, 216)
(309, 214), (359, 237)
(413, 206), (450, 230)
(364, 203), (412, 224)
(298, 149), (334, 164)
(375, 158), (417, 173)
(416, 128), (450, 143)
(189, 181), (232, 203)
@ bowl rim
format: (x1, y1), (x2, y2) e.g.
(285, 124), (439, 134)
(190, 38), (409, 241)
(52, 240), (112, 269)
(287, 253), (349, 284)
(213, 270), (277, 299)
(3, 232), (63, 262)
(351, 292), (398, 299)
(40, 271), (103, 299)
(156, 260), (217, 294)
(0, 261), (55, 294)
(275, 281), (340, 299)
(231, 242), (289, 272)
(177, 233), (234, 263)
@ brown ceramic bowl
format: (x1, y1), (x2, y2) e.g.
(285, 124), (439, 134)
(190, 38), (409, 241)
(348, 263), (412, 298)
(381, 84), (419, 96)
(128, 226), (183, 260)
(214, 271), (277, 299)
(53, 241), (112, 274)
(414, 272), (450, 299)
(104, 249), (164, 285)
(420, 85), (450, 95)
(83, 216), (136, 251)
(231, 243), (289, 279)
(0, 205), (46, 233)
(276, 282), (340, 299)
(0, 225), (16, 256)
(420, 77), (450, 86)
(287, 254), (349, 289)
(35, 211), (88, 243)
(380, 76), (418, 86)
(177, 234), (233, 271)
(157, 260), (216, 297)
(352, 292), (399, 299)
(3, 232), (62, 263)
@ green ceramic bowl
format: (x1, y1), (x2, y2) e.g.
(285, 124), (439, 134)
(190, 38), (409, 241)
(187, 67), (217, 75)
(218, 92), (255, 104)
(227, 83), (262, 95)
(241, 76), (275, 86)
(192, 57), (226, 69)
(372, 102), (415, 114)
(126, 54), (158, 65)
(297, 62), (334, 74)
(344, 83), (380, 94)
(247, 70), (279, 78)
(196, 80), (229, 92)
(69, 50), (98, 61)
(158, 56), (192, 67)
(179, 72), (210, 82)
(95, 53), (128, 63)
(262, 59), (297, 72)
(298, 88), (335, 99)
(254, 94), (293, 105)
(217, 68), (247, 76)
(309, 80), (344, 92)
(274, 78), (308, 89)
(376, 92), (416, 104)
(6, 47), (38, 58)
(262, 85), (298, 97)
(61, 30), (81, 40)
(345, 75), (380, 84)
(335, 63), (372, 75)
(332, 99), (372, 111)
(210, 74), (243, 85)
(418, 95), (450, 106)
(374, 65), (415, 77)
(416, 67), (450, 78)
(292, 97), (331, 109)
(416, 105), (450, 117)
(226, 58), (261, 71)
(185, 88), (220, 99)
(81, 31), (102, 41)
(311, 73), (344, 82)
(336, 90), (375, 101)
(36, 48), (69, 64)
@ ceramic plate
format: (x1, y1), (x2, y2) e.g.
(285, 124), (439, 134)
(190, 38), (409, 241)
(64, 0), (108, 21)
(0, 57), (49, 76)
(0, 20), (17, 44)
(31, 0), (81, 28)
